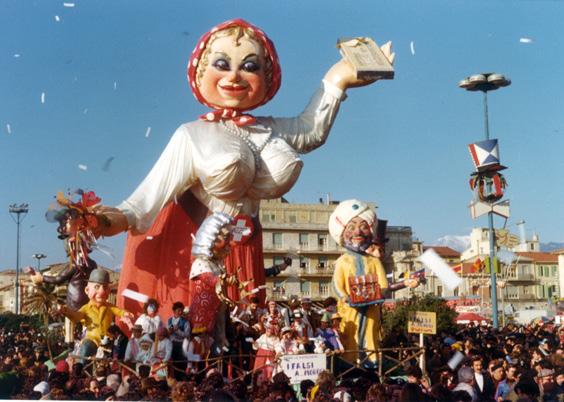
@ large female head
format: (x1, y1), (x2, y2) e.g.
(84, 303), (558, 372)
(188, 19), (281, 115)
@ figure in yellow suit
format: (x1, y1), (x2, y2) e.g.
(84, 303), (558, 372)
(329, 200), (419, 367)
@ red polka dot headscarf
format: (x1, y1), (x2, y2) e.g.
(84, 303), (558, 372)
(187, 19), (282, 126)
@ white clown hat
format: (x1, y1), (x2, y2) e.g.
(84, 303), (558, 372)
(328, 199), (376, 246)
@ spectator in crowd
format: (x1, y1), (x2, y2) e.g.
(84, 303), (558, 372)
(299, 297), (321, 331)
(107, 323), (129, 362)
(135, 298), (164, 339)
(291, 310), (313, 343)
(152, 326), (173, 379)
(316, 313), (344, 354)
(275, 326), (304, 357)
(253, 319), (280, 385)
(133, 334), (155, 374)
(124, 324), (144, 366)
(471, 355), (496, 401)
(167, 301), (191, 379)
(453, 366), (477, 402)
(495, 364), (520, 401)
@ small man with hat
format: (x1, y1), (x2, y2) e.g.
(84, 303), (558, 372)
(59, 268), (134, 362)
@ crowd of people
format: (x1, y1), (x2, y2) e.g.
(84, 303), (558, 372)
(1, 303), (564, 401)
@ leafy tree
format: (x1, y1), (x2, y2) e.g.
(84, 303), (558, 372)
(382, 294), (457, 345)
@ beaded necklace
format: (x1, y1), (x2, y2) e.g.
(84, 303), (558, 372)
(220, 121), (271, 170)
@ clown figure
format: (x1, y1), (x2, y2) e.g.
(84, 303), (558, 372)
(329, 200), (419, 366)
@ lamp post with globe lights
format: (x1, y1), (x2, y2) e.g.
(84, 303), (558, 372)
(459, 73), (511, 329)
(32, 253), (47, 271)
(9, 203), (29, 314)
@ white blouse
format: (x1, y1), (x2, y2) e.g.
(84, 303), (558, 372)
(118, 81), (345, 233)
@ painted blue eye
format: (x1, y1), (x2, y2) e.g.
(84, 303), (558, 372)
(241, 61), (260, 73)
(212, 59), (230, 71)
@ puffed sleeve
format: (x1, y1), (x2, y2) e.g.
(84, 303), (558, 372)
(264, 80), (346, 154)
(117, 125), (197, 233)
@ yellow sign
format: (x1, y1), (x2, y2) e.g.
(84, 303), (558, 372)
(407, 311), (437, 335)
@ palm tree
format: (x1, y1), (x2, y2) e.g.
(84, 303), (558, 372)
(23, 283), (66, 360)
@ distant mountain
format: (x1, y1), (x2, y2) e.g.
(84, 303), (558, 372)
(541, 242), (564, 252)
(432, 235), (471, 252)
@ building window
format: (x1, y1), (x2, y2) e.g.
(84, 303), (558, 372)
(287, 213), (297, 223)
(544, 266), (550, 277)
(437, 286), (443, 297)
(537, 265), (543, 277)
(272, 233), (283, 249)
(262, 212), (276, 222)
(318, 256), (328, 269)
(319, 281), (330, 297)
(299, 257), (308, 269)
(318, 234), (328, 250)
(300, 281), (310, 296)
(299, 233), (309, 248)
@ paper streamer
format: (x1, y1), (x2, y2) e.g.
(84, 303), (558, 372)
(447, 351), (465, 370)
(419, 248), (462, 290)
(122, 288), (150, 304)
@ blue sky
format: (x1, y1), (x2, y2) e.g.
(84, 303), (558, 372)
(1, 0), (563, 270)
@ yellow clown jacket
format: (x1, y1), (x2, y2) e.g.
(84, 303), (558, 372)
(332, 251), (388, 365)
(64, 300), (127, 346)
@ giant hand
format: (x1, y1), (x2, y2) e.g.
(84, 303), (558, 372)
(324, 41), (395, 90)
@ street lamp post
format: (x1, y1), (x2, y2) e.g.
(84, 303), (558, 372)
(32, 253), (47, 271)
(9, 203), (29, 315)
(459, 73), (511, 329)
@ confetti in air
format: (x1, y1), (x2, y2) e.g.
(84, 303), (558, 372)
(6, 124), (11, 134)
(520, 37), (533, 44)
(410, 41), (415, 56)
(55, 15), (60, 22)
(102, 156), (115, 172)
(13, 54), (20, 58)
(78, 164), (88, 171)
(113, 81), (117, 90)
(145, 126), (151, 138)
(41, 92), (46, 104)
(63, 2), (75, 7)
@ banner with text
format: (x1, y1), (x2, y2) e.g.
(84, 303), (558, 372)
(280, 353), (327, 384)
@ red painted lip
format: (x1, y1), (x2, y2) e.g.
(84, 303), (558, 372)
(219, 85), (248, 92)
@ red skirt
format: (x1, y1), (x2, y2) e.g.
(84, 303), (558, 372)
(116, 192), (266, 321)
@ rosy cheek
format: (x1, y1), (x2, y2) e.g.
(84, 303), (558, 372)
(243, 73), (267, 104)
